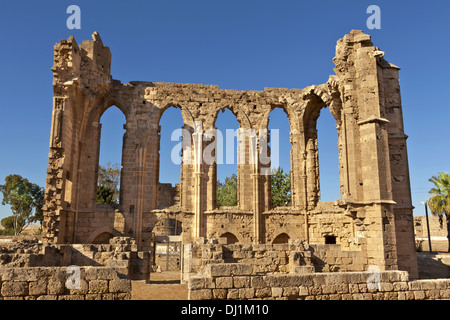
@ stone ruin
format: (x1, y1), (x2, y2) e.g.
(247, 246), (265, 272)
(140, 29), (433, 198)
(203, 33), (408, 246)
(3, 29), (448, 300)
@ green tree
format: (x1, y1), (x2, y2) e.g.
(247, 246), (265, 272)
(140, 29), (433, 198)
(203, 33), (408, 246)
(217, 174), (237, 207)
(1, 216), (15, 231)
(0, 174), (44, 235)
(96, 184), (117, 205)
(427, 172), (450, 252)
(271, 167), (291, 208)
(97, 162), (121, 204)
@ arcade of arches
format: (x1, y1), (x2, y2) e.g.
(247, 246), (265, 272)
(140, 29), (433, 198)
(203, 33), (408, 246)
(42, 30), (418, 278)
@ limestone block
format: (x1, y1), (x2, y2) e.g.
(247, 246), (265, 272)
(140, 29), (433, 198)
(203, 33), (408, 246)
(88, 280), (108, 294)
(47, 276), (65, 295)
(29, 279), (48, 296)
(109, 279), (131, 293)
(215, 277), (233, 289)
(1, 281), (28, 297)
(272, 287), (283, 298)
(212, 289), (227, 299)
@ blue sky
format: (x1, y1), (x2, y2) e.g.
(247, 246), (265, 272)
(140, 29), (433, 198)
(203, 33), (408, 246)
(0, 0), (449, 221)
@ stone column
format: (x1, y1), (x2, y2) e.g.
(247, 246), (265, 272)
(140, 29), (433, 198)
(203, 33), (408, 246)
(134, 143), (147, 250)
(193, 122), (205, 238)
(333, 30), (402, 271)
(249, 131), (262, 244)
(290, 129), (303, 209)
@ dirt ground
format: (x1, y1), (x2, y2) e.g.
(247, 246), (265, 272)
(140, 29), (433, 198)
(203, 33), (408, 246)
(131, 271), (188, 300)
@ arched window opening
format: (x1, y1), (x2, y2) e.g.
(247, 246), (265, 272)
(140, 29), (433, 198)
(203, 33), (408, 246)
(220, 232), (239, 245)
(317, 107), (340, 202)
(158, 106), (184, 208)
(215, 108), (239, 208)
(273, 233), (290, 244)
(268, 108), (292, 208)
(97, 106), (126, 205)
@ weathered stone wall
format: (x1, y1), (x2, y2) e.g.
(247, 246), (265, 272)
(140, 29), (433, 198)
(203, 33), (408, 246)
(0, 266), (130, 300)
(0, 237), (151, 281)
(181, 240), (368, 283)
(43, 29), (418, 278)
(188, 264), (450, 300)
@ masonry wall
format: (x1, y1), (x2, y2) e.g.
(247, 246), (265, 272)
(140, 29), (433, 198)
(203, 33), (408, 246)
(0, 266), (130, 300)
(0, 237), (151, 281)
(188, 264), (450, 300)
(181, 241), (368, 284)
(43, 30), (418, 278)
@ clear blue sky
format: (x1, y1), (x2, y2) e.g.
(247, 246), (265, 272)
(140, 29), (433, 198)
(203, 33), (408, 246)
(0, 0), (449, 221)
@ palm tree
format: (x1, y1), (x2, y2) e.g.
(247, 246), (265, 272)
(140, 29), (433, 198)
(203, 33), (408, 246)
(427, 172), (450, 252)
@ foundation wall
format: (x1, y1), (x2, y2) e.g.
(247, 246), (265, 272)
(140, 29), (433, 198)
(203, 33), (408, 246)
(0, 266), (131, 300)
(188, 264), (450, 300)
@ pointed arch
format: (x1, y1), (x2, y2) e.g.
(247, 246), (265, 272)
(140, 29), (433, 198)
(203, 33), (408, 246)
(215, 108), (240, 208)
(220, 232), (239, 245)
(267, 107), (292, 208)
(273, 232), (290, 244)
(96, 106), (126, 205)
(301, 90), (343, 206)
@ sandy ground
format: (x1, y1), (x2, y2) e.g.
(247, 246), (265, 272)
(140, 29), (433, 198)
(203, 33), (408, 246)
(131, 271), (188, 300)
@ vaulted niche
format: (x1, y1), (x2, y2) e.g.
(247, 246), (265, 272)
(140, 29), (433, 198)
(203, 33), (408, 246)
(157, 106), (184, 209)
(96, 106), (126, 205)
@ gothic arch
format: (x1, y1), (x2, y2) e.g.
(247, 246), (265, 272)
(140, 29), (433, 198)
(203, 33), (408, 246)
(272, 232), (290, 244)
(220, 232), (240, 244)
(87, 226), (122, 244)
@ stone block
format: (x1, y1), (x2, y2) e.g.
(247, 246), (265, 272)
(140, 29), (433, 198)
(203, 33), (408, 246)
(238, 288), (255, 299)
(29, 279), (48, 296)
(298, 285), (309, 297)
(212, 289), (227, 299)
(109, 279), (131, 293)
(1, 281), (28, 297)
(283, 286), (299, 298)
(89, 280), (108, 294)
(251, 276), (267, 288)
(255, 288), (271, 298)
(233, 276), (250, 288)
(413, 290), (425, 300)
(226, 289), (239, 300)
(215, 277), (233, 289)
(69, 279), (89, 295)
(292, 266), (315, 274)
(272, 287), (283, 298)
(48, 277), (65, 295)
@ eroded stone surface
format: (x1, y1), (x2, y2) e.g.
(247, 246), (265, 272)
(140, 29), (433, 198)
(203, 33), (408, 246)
(42, 30), (418, 278)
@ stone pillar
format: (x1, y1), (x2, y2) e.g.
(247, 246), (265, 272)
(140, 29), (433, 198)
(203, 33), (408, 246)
(237, 128), (254, 211)
(134, 143), (147, 250)
(249, 132), (262, 244)
(333, 30), (401, 271)
(193, 122), (205, 238)
(290, 129), (304, 209)
(379, 58), (418, 278)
